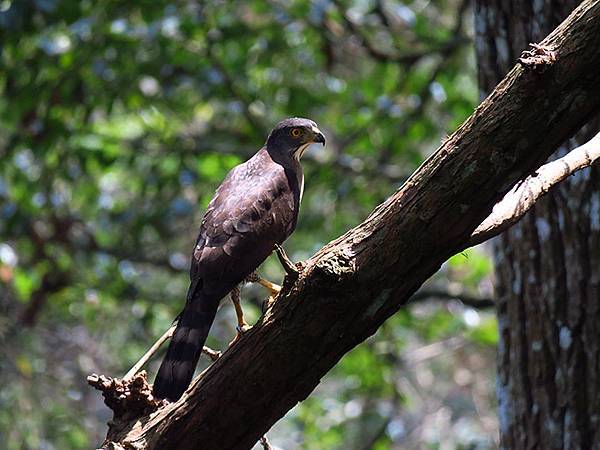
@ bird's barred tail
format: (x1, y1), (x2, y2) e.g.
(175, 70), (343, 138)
(153, 297), (219, 402)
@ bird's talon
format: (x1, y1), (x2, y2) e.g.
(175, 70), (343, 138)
(236, 323), (252, 334)
(262, 295), (277, 313)
(228, 324), (251, 347)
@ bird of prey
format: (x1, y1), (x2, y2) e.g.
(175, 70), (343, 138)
(153, 117), (325, 401)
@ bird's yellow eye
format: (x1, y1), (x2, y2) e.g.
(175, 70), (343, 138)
(291, 128), (302, 138)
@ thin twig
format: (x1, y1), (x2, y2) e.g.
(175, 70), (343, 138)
(124, 325), (222, 380)
(331, 0), (467, 65)
(409, 289), (494, 309)
(124, 325), (176, 380)
(274, 244), (299, 278)
(403, 336), (466, 365)
(202, 345), (222, 362)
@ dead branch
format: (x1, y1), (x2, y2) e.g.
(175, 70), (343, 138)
(469, 131), (600, 246)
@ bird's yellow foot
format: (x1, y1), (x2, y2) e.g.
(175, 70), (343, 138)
(262, 294), (277, 313)
(228, 323), (252, 347)
(246, 271), (282, 309)
(237, 323), (252, 334)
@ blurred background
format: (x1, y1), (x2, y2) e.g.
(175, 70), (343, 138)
(0, 0), (499, 448)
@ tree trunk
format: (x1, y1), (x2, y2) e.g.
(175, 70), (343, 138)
(475, 1), (600, 449)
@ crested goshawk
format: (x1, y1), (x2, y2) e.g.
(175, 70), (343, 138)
(153, 117), (325, 401)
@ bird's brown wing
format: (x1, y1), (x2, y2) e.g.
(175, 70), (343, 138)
(190, 150), (298, 300)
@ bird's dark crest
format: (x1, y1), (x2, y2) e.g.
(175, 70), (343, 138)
(272, 117), (318, 131)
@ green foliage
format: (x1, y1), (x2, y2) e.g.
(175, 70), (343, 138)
(0, 0), (497, 449)
(467, 317), (498, 346)
(449, 248), (493, 287)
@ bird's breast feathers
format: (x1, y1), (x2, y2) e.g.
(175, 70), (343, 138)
(199, 149), (300, 250)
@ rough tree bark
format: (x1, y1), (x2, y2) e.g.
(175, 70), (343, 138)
(475, 1), (600, 449)
(94, 2), (600, 448)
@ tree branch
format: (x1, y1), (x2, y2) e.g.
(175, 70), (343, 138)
(331, 0), (468, 65)
(409, 289), (494, 309)
(469, 130), (600, 246)
(93, 2), (600, 448)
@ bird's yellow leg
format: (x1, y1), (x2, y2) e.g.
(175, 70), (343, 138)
(230, 286), (251, 332)
(229, 286), (251, 347)
(245, 272), (281, 297)
(257, 277), (282, 297)
(245, 272), (281, 311)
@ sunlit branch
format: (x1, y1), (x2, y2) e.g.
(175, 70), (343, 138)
(469, 131), (600, 246)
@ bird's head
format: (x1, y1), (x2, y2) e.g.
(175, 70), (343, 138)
(266, 117), (326, 162)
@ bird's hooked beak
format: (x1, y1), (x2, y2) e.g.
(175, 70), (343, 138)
(310, 125), (326, 145)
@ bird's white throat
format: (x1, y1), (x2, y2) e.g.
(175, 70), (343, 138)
(294, 143), (311, 161)
(292, 145), (307, 201)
